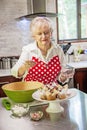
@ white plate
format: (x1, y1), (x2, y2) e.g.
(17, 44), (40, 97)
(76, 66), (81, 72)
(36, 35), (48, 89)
(32, 88), (77, 102)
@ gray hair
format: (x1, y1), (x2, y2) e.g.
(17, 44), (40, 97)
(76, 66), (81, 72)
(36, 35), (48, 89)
(30, 17), (53, 35)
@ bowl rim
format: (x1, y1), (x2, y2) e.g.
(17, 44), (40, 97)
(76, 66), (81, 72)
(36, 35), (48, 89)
(2, 81), (44, 92)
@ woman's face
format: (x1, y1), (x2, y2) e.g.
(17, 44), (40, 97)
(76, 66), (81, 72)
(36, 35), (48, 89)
(32, 22), (52, 46)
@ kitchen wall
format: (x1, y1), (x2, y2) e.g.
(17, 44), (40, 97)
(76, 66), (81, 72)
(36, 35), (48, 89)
(1, 0), (87, 63)
(0, 0), (58, 69)
(0, 0), (57, 57)
(0, 0), (29, 57)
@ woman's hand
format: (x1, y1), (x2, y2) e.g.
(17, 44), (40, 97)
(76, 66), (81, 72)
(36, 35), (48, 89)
(24, 60), (36, 70)
(59, 72), (68, 83)
(18, 60), (36, 77)
(59, 66), (74, 83)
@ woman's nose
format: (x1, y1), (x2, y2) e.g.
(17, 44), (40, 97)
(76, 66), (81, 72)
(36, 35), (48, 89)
(41, 33), (46, 38)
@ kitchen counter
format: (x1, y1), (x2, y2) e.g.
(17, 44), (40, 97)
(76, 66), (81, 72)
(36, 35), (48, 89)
(0, 61), (87, 77)
(67, 61), (87, 69)
(0, 69), (11, 77)
(0, 88), (87, 130)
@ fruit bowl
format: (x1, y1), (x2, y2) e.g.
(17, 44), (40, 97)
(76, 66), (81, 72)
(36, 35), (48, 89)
(2, 81), (44, 103)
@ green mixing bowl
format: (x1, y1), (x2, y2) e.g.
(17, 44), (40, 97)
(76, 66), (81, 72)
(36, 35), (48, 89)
(2, 81), (44, 103)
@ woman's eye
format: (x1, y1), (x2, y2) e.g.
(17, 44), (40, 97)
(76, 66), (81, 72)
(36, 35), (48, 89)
(36, 31), (50, 36)
(37, 33), (42, 35)
(44, 31), (49, 35)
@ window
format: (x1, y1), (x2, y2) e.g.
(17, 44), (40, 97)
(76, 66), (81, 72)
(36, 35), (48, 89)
(81, 1), (87, 38)
(57, 0), (87, 41)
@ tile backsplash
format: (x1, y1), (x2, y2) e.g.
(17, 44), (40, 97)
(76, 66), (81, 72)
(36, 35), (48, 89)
(0, 20), (33, 57)
(0, 0), (31, 57)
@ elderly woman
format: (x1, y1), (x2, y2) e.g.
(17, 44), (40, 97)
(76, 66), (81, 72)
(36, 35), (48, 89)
(11, 17), (68, 85)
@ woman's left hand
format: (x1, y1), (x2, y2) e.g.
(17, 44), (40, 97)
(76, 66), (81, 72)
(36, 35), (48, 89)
(59, 66), (75, 83)
(59, 72), (68, 83)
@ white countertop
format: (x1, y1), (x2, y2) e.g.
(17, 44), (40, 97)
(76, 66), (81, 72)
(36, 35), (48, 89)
(0, 69), (11, 77)
(67, 61), (87, 69)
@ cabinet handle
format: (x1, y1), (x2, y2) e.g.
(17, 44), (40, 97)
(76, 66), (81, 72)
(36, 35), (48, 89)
(77, 83), (79, 89)
(0, 82), (9, 85)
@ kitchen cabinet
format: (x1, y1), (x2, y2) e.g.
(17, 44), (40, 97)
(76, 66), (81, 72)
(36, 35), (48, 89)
(0, 76), (22, 97)
(74, 68), (87, 93)
(67, 61), (87, 93)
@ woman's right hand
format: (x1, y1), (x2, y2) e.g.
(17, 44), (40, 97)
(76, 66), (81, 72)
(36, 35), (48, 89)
(18, 60), (36, 77)
(24, 60), (36, 70)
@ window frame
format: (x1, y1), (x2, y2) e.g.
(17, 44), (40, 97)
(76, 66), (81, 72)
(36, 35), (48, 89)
(56, 0), (87, 44)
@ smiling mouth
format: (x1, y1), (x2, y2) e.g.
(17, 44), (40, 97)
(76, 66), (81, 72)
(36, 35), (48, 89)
(42, 39), (47, 42)
(42, 40), (46, 42)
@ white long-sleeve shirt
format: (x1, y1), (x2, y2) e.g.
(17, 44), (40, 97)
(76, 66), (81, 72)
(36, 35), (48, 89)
(11, 41), (66, 81)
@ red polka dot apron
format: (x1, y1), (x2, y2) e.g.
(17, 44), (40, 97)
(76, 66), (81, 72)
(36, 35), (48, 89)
(24, 55), (61, 84)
